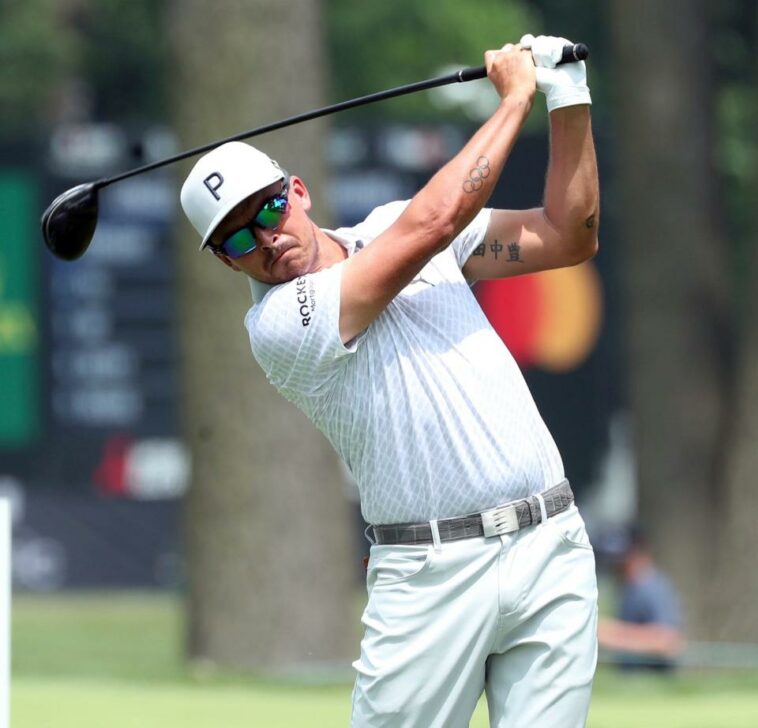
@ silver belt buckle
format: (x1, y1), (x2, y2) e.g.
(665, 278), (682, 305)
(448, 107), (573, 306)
(481, 503), (520, 537)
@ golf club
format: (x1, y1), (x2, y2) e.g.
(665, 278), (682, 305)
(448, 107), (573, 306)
(41, 42), (588, 261)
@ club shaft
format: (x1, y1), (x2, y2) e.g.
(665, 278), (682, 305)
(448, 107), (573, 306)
(99, 42), (587, 189)
(99, 68), (484, 188)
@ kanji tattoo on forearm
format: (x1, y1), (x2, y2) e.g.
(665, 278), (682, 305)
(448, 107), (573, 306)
(463, 156), (491, 193)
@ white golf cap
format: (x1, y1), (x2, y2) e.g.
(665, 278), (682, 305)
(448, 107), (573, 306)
(180, 141), (285, 250)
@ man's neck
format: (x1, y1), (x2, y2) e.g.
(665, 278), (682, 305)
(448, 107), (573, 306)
(312, 222), (348, 272)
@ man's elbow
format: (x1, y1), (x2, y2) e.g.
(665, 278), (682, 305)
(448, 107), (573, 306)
(579, 232), (599, 262)
(573, 207), (599, 258)
(561, 230), (599, 267)
(544, 204), (599, 266)
(405, 199), (459, 253)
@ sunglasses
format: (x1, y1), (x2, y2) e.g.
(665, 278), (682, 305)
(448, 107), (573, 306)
(214, 177), (290, 259)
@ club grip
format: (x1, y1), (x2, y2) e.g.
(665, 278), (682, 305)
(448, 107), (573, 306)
(456, 42), (589, 83)
(560, 42), (589, 64)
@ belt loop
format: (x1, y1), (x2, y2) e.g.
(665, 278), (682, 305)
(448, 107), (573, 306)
(429, 519), (442, 552)
(535, 493), (548, 525)
(364, 524), (377, 545)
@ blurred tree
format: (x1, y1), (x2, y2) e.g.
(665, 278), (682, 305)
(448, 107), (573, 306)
(325, 0), (539, 120)
(0, 0), (167, 131)
(0, 0), (78, 130)
(0, 0), (166, 134)
(711, 0), (757, 309)
(76, 0), (168, 123)
(610, 0), (758, 640)
(712, 0), (758, 642)
(168, 0), (355, 669)
(1, 0), (545, 130)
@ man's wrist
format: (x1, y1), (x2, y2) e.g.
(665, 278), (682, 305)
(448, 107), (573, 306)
(548, 103), (591, 119)
(545, 87), (591, 113)
(498, 92), (534, 116)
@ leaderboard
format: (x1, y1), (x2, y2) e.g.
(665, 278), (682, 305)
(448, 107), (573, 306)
(40, 126), (186, 495)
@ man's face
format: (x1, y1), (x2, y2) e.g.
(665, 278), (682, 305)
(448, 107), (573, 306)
(209, 175), (319, 284)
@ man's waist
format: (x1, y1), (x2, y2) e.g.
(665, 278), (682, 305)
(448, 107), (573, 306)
(370, 480), (574, 546)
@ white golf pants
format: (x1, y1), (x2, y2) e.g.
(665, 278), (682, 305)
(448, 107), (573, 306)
(351, 505), (598, 727)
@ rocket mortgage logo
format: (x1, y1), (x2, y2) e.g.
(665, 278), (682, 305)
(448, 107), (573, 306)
(475, 261), (602, 372)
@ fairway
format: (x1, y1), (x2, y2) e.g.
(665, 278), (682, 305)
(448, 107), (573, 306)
(12, 675), (758, 728)
(11, 593), (758, 727)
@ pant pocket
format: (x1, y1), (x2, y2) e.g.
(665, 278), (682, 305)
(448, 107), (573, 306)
(546, 506), (594, 551)
(367, 544), (434, 587)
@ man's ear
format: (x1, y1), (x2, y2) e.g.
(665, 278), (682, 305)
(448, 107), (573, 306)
(213, 250), (241, 271)
(289, 175), (311, 212)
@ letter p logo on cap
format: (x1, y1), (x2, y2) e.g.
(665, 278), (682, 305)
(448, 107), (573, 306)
(203, 173), (224, 200)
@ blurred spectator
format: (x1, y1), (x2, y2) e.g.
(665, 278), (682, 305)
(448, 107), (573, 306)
(597, 526), (685, 671)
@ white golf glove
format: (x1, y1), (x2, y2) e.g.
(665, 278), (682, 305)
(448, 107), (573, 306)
(520, 34), (591, 112)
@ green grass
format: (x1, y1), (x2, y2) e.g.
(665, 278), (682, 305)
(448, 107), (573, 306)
(12, 593), (184, 682)
(10, 593), (758, 727)
(13, 678), (355, 728)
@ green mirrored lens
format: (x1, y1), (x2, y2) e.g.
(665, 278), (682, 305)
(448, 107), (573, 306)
(254, 197), (287, 228)
(223, 227), (256, 258)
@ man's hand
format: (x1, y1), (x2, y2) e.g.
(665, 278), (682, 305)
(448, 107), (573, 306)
(598, 617), (685, 658)
(520, 34), (591, 112)
(485, 43), (536, 105)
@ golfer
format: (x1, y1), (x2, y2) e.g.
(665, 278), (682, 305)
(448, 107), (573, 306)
(181, 35), (599, 728)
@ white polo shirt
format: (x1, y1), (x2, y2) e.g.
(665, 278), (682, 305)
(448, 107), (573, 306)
(245, 201), (564, 525)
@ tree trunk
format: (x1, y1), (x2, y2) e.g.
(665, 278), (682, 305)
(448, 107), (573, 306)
(714, 242), (758, 640)
(712, 3), (758, 640)
(608, 0), (732, 638)
(168, 0), (356, 669)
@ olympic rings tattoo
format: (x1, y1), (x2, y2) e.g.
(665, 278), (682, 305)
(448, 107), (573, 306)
(463, 156), (491, 193)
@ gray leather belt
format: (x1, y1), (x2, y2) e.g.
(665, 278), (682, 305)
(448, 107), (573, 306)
(371, 480), (574, 545)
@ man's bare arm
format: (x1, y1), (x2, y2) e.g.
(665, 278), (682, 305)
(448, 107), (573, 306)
(463, 105), (599, 282)
(598, 617), (685, 658)
(339, 44), (535, 343)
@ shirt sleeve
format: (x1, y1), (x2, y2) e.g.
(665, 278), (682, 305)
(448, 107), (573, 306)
(451, 207), (493, 269)
(244, 262), (356, 399)
(350, 200), (409, 238)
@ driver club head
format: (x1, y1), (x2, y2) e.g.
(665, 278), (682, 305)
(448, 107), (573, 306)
(41, 182), (100, 261)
